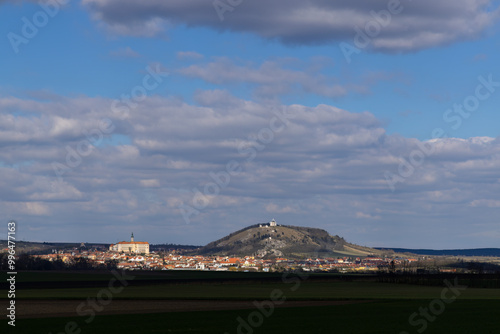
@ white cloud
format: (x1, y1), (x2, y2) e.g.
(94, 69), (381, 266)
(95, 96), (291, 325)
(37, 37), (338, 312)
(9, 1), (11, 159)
(177, 51), (204, 60)
(266, 203), (297, 214)
(469, 199), (500, 207)
(2, 92), (500, 247)
(109, 46), (141, 58)
(82, 0), (500, 52)
(179, 57), (345, 98)
(25, 202), (51, 215)
(140, 179), (161, 188)
(355, 212), (382, 220)
(178, 57), (401, 100)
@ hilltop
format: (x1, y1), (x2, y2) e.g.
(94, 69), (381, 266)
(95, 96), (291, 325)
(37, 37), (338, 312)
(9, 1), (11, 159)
(194, 222), (382, 259)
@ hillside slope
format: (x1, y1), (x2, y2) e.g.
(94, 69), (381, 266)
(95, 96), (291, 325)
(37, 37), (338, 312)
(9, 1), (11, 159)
(195, 224), (381, 259)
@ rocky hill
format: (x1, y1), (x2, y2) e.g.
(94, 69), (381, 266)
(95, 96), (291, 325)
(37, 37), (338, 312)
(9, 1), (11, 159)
(195, 223), (381, 259)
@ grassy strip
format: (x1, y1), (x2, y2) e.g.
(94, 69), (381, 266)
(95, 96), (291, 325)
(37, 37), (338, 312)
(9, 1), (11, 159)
(3, 300), (500, 334)
(10, 280), (500, 300)
(0, 270), (293, 283)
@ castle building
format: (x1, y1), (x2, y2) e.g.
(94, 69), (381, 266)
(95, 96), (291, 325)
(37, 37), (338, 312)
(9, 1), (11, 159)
(109, 233), (150, 254)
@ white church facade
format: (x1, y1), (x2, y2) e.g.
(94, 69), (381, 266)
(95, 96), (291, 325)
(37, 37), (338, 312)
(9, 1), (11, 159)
(109, 233), (150, 254)
(259, 219), (278, 228)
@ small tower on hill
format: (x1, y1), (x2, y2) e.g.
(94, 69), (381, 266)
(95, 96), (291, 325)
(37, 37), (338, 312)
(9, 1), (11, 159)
(131, 232), (134, 242)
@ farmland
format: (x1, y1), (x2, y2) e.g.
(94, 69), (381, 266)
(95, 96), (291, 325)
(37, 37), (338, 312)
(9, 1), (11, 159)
(2, 271), (500, 333)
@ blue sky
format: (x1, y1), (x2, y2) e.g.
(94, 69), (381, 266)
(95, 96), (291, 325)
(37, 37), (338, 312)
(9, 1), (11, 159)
(1, 0), (500, 248)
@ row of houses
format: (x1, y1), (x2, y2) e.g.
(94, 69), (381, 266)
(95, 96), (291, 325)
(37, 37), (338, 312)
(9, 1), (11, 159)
(28, 233), (426, 272)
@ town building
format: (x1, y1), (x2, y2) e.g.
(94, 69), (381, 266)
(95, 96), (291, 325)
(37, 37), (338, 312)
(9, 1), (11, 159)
(109, 233), (150, 254)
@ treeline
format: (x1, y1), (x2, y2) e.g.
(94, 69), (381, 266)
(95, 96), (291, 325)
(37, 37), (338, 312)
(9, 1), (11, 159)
(448, 260), (500, 273)
(377, 272), (500, 288)
(0, 253), (118, 271)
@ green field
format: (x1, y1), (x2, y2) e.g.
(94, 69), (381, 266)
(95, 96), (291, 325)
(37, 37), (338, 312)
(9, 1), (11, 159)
(2, 270), (288, 282)
(12, 280), (500, 300)
(4, 300), (500, 334)
(2, 271), (500, 334)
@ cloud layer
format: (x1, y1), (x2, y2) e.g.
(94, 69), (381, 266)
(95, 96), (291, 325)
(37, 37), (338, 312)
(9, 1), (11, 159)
(2, 89), (500, 247)
(2, 0), (500, 249)
(82, 0), (500, 52)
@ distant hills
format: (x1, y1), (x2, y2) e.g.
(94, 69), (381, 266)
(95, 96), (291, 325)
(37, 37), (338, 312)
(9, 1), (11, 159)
(375, 248), (500, 257)
(193, 223), (382, 259)
(3, 230), (500, 259)
(0, 240), (86, 254)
